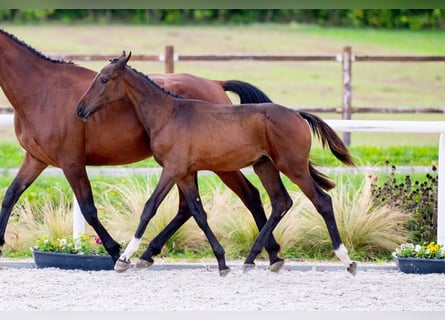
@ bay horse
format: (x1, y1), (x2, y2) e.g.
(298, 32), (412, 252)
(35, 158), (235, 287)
(0, 29), (284, 270)
(77, 51), (358, 276)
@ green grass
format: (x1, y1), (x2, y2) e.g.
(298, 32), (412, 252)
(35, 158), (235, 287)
(300, 26), (445, 55)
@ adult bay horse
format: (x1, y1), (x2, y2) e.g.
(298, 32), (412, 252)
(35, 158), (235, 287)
(0, 29), (283, 270)
(77, 52), (358, 276)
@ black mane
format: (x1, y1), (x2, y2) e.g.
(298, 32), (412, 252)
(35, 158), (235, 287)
(127, 65), (184, 99)
(0, 29), (73, 64)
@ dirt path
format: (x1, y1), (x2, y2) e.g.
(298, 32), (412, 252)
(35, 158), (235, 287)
(0, 261), (444, 311)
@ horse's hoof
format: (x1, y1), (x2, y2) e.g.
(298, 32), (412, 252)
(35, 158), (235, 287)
(243, 263), (255, 273)
(135, 258), (154, 269)
(347, 261), (358, 276)
(114, 258), (131, 273)
(219, 267), (231, 277)
(269, 259), (285, 272)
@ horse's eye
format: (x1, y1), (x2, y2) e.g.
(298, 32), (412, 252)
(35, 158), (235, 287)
(101, 78), (108, 84)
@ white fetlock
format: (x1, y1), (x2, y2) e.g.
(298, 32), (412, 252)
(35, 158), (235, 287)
(335, 244), (358, 276)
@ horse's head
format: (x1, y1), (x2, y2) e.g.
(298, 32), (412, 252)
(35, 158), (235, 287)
(77, 50), (132, 120)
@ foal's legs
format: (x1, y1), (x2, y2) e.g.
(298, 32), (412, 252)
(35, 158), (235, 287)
(114, 170), (177, 272)
(243, 158), (293, 272)
(136, 170), (284, 271)
(215, 170), (283, 266)
(0, 153), (47, 256)
(136, 187), (192, 268)
(176, 173), (230, 276)
(137, 170), (283, 270)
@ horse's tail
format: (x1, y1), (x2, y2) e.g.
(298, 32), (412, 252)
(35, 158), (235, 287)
(300, 111), (355, 167)
(222, 80), (273, 104)
(299, 111), (355, 191)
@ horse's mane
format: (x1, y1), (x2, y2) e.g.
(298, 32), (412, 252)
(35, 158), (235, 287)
(0, 29), (73, 65)
(126, 65), (184, 99)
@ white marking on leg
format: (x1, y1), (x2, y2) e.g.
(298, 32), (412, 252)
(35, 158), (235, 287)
(335, 244), (353, 267)
(119, 237), (141, 261)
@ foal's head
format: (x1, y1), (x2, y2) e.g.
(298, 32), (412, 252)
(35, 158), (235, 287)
(77, 51), (131, 120)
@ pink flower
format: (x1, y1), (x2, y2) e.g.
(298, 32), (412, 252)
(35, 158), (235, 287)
(95, 237), (103, 245)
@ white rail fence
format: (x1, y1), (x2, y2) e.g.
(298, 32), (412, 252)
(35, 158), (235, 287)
(1, 114), (444, 245)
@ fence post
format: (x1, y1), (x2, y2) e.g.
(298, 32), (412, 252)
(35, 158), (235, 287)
(342, 46), (352, 146)
(165, 45), (174, 73)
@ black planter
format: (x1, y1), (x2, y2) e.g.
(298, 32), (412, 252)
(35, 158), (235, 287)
(393, 252), (445, 274)
(31, 250), (114, 271)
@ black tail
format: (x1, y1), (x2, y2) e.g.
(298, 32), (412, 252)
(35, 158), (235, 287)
(222, 80), (273, 104)
(299, 111), (355, 168)
(300, 111), (355, 191)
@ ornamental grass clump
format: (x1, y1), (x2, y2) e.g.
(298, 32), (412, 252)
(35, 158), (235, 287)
(292, 172), (409, 260)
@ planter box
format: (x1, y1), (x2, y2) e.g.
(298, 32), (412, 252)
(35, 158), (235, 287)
(393, 252), (445, 274)
(31, 250), (114, 271)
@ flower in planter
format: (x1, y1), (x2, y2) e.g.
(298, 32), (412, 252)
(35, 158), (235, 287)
(32, 233), (108, 256)
(395, 242), (445, 259)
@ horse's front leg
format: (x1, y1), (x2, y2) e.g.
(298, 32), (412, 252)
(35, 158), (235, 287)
(177, 173), (230, 276)
(0, 153), (47, 257)
(115, 170), (176, 272)
(136, 186), (192, 268)
(63, 165), (121, 262)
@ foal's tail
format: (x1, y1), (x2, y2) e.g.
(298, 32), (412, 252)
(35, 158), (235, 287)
(222, 80), (355, 191)
(222, 80), (273, 104)
(299, 111), (355, 191)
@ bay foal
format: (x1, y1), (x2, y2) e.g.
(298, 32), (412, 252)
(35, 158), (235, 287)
(77, 52), (357, 276)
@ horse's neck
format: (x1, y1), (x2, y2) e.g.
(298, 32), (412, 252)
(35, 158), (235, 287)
(125, 70), (178, 134)
(0, 32), (59, 113)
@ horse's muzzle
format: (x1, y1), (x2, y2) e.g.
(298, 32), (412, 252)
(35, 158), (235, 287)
(76, 104), (90, 120)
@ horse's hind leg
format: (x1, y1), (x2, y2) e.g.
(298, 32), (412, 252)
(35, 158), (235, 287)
(177, 173), (230, 276)
(284, 169), (357, 275)
(215, 170), (283, 268)
(243, 158), (293, 272)
(0, 153), (47, 257)
(136, 187), (192, 268)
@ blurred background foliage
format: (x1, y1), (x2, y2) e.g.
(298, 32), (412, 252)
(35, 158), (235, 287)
(0, 9), (444, 30)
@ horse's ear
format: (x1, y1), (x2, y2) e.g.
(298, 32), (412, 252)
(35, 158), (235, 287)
(124, 51), (132, 66)
(115, 51), (131, 69)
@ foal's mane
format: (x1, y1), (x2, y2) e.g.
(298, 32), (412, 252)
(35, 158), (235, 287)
(123, 63), (184, 99)
(0, 29), (73, 65)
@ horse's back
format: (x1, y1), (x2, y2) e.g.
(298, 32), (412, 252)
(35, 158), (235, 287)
(149, 73), (232, 104)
